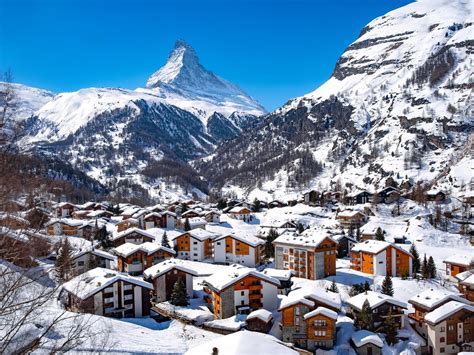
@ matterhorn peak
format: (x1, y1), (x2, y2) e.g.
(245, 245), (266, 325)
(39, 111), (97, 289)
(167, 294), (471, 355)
(143, 40), (265, 118)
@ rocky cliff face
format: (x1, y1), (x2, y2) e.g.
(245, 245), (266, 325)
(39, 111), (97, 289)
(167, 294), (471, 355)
(198, 0), (473, 200)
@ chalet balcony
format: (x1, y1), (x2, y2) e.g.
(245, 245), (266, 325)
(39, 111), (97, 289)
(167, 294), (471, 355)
(249, 284), (262, 291)
(249, 293), (262, 300)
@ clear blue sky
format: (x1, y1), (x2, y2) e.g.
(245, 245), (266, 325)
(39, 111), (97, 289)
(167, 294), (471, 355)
(0, 0), (413, 111)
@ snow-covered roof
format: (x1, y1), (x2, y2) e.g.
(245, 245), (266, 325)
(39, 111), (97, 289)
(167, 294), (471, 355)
(229, 206), (251, 213)
(347, 190), (372, 198)
(143, 259), (198, 279)
(45, 218), (83, 227)
(184, 228), (218, 242)
(346, 291), (407, 311)
(351, 240), (390, 254)
(185, 330), (298, 355)
(458, 272), (474, 286)
(285, 284), (341, 310)
(215, 233), (264, 247)
(144, 212), (162, 219)
(204, 264), (280, 292)
(72, 248), (116, 261)
(273, 229), (336, 249)
(112, 227), (155, 241)
(409, 288), (469, 310)
(303, 306), (338, 320)
(262, 268), (294, 281)
(246, 309), (273, 323)
(337, 210), (366, 218)
(424, 301), (474, 325)
(351, 330), (383, 348)
(279, 296), (315, 310)
(62, 267), (152, 300)
(186, 217), (207, 228)
(113, 242), (175, 258)
(443, 254), (474, 267)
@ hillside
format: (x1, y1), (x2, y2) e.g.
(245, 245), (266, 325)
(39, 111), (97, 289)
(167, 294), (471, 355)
(197, 0), (473, 200)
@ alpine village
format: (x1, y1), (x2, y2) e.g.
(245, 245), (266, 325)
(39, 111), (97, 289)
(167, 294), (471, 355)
(0, 0), (473, 354)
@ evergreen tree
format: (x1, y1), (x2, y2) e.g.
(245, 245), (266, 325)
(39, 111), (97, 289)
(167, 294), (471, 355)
(327, 280), (339, 293)
(161, 231), (171, 248)
(252, 198), (261, 212)
(55, 238), (73, 282)
(184, 217), (191, 231)
(265, 228), (279, 258)
(356, 299), (373, 330)
(348, 224), (355, 238)
(381, 274), (394, 296)
(355, 226), (361, 241)
(410, 244), (420, 274)
(95, 226), (111, 249)
(170, 279), (188, 306)
(85, 253), (100, 272)
(363, 281), (371, 292)
(217, 199), (226, 210)
(383, 309), (398, 345)
(375, 228), (385, 241)
(428, 256), (437, 278)
(421, 254), (429, 279)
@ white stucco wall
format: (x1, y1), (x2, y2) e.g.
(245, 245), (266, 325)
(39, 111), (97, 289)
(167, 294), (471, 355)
(374, 250), (387, 276)
(262, 281), (279, 311)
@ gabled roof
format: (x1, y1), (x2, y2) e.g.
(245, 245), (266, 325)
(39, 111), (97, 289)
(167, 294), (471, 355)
(144, 212), (162, 219)
(62, 267), (152, 300)
(45, 218), (83, 227)
(262, 268), (294, 281)
(351, 330), (383, 348)
(303, 306), (338, 320)
(143, 259), (198, 279)
(409, 288), (469, 310)
(279, 296), (315, 310)
(337, 210), (366, 218)
(229, 206), (251, 213)
(273, 229), (337, 249)
(424, 301), (474, 325)
(72, 248), (116, 261)
(247, 309), (273, 323)
(346, 291), (407, 311)
(113, 242), (175, 258)
(204, 264), (280, 292)
(443, 254), (474, 267)
(176, 228), (218, 242)
(111, 227), (155, 241)
(215, 233), (264, 247)
(284, 284), (341, 310)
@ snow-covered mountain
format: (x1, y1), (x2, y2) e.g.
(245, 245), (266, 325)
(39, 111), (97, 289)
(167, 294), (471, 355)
(198, 0), (473, 200)
(1, 82), (54, 122)
(141, 40), (265, 122)
(15, 41), (265, 201)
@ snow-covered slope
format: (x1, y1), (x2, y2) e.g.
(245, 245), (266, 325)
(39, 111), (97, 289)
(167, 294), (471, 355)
(16, 41), (266, 200)
(1, 82), (54, 122)
(199, 0), (473, 200)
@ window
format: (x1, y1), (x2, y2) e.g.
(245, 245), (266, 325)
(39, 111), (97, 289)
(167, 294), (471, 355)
(193, 253), (198, 256)
(193, 242), (197, 245)
(217, 242), (221, 245)
(241, 291), (244, 296)
(295, 307), (300, 316)
(440, 348), (445, 353)
(314, 320), (326, 327)
(315, 331), (326, 336)
(78, 261), (84, 266)
(241, 300), (244, 305)
(448, 325), (454, 331)
(440, 337), (445, 342)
